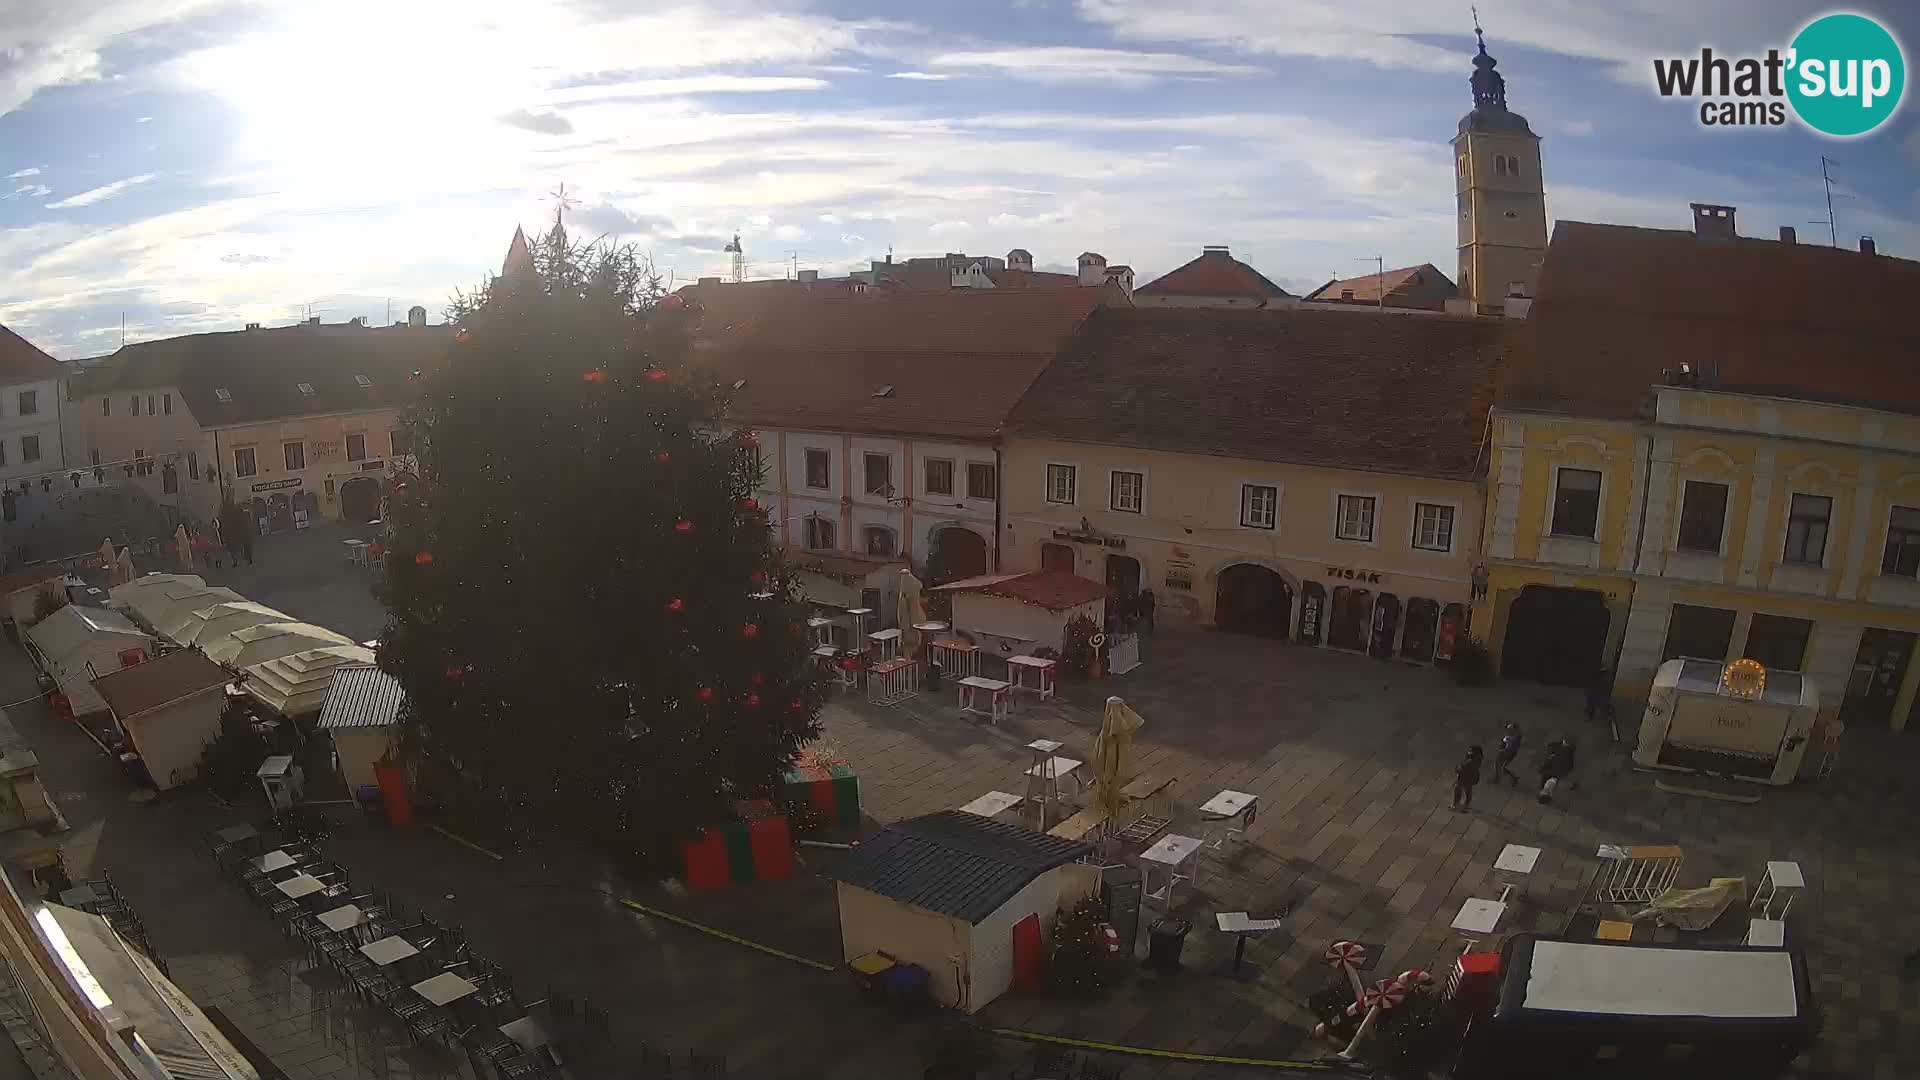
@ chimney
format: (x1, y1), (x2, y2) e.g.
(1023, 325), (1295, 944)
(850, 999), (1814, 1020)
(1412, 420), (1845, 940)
(306, 316), (320, 326)
(1103, 265), (1134, 299)
(1202, 245), (1230, 255)
(1076, 251), (1107, 287)
(407, 305), (427, 328)
(1006, 248), (1033, 272)
(1690, 203), (1738, 240)
(245, 322), (261, 331)
(697, 276), (721, 286)
(1778, 226), (1796, 245)
(1860, 235), (1877, 256)
(797, 269), (818, 284)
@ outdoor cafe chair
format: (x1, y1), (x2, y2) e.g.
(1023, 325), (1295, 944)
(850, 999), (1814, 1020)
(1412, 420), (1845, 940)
(496, 1052), (555, 1079)
(405, 1005), (454, 1047)
(689, 1051), (728, 1077)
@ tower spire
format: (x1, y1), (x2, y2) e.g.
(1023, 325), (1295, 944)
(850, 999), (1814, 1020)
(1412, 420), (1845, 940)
(1469, 9), (1508, 111)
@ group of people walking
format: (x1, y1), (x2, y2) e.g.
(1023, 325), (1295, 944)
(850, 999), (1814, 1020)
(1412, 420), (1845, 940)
(1450, 722), (1578, 811)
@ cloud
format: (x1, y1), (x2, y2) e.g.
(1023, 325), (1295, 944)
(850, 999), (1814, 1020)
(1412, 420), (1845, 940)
(1, 0), (217, 115)
(927, 220), (973, 235)
(43, 173), (155, 209)
(929, 46), (1261, 84)
(1907, 129), (1920, 165)
(886, 71), (952, 81)
(570, 203), (675, 238)
(4, 184), (53, 200)
(219, 253), (270, 265)
(541, 76), (830, 106)
(7, 168), (40, 179)
(674, 234), (734, 252)
(499, 108), (573, 135)
(1563, 119), (1595, 136)
(135, 116), (152, 123)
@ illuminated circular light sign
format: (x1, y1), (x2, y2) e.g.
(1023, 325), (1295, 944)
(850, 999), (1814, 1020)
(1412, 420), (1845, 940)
(1723, 658), (1768, 701)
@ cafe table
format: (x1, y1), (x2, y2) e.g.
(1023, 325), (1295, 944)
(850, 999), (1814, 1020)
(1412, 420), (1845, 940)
(360, 936), (420, 967)
(411, 971), (479, 1007)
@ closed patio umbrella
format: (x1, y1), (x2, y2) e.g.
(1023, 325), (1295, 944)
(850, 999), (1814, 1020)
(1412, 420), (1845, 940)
(114, 548), (136, 586)
(896, 569), (925, 658)
(174, 525), (192, 571)
(98, 538), (116, 573)
(1091, 696), (1145, 819)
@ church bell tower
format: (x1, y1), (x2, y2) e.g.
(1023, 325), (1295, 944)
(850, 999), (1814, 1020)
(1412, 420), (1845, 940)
(1453, 19), (1548, 313)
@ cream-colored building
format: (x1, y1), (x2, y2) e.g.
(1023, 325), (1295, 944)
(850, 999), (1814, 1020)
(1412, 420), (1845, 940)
(1004, 306), (1506, 661)
(1453, 29), (1548, 313)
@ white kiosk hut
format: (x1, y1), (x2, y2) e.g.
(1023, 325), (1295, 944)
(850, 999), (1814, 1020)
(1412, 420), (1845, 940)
(92, 651), (233, 791)
(25, 605), (153, 718)
(1634, 658), (1820, 785)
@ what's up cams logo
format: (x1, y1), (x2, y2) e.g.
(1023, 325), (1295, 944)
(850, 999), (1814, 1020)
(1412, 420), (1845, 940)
(1653, 12), (1906, 136)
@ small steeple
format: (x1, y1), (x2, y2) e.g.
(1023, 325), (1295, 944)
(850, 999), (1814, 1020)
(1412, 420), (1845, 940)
(502, 225), (535, 281)
(1469, 8), (1508, 111)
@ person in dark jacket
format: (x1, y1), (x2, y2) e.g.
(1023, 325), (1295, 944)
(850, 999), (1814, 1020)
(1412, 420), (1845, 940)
(1451, 745), (1484, 811)
(1137, 588), (1156, 634)
(1538, 737), (1575, 804)
(1586, 668), (1614, 724)
(1493, 722), (1523, 785)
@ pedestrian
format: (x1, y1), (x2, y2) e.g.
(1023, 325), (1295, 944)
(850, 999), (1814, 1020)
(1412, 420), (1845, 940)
(1138, 588), (1156, 635)
(1451, 745), (1484, 811)
(1493, 722), (1522, 785)
(1470, 561), (1489, 602)
(1538, 736), (1574, 804)
(1585, 667), (1613, 725)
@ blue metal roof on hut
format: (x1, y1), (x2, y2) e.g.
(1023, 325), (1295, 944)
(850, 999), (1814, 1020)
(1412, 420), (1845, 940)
(831, 810), (1089, 924)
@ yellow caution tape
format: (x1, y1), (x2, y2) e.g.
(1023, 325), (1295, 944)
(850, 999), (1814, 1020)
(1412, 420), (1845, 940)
(618, 898), (838, 972)
(427, 823), (505, 862)
(988, 1028), (1340, 1071)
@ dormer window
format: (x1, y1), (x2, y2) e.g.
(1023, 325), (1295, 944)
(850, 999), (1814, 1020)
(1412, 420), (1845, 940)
(872, 384), (895, 398)
(214, 388), (232, 403)
(354, 374), (372, 388)
(297, 382), (315, 395)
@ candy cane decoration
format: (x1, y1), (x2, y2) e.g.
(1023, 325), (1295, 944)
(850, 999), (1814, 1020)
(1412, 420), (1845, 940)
(1337, 975), (1410, 1061)
(1325, 940), (1368, 1008)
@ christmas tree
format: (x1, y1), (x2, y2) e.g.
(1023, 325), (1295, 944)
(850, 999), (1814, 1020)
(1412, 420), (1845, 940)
(378, 226), (822, 868)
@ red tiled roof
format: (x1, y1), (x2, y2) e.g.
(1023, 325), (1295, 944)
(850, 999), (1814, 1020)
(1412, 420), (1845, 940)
(1136, 249), (1290, 300)
(1304, 264), (1457, 310)
(1008, 306), (1508, 480)
(709, 288), (1113, 440)
(0, 324), (62, 384)
(678, 278), (859, 354)
(982, 571), (1108, 611)
(0, 564), (65, 596)
(1505, 222), (1920, 420)
(93, 649), (231, 719)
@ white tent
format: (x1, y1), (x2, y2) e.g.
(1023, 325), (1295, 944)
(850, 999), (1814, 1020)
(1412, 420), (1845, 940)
(25, 605), (154, 716)
(107, 574), (205, 619)
(132, 585), (242, 637)
(203, 621), (353, 669)
(162, 598), (283, 646)
(243, 645), (376, 717)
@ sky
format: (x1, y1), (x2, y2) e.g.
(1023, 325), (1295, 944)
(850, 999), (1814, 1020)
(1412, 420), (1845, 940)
(1, 0), (1917, 358)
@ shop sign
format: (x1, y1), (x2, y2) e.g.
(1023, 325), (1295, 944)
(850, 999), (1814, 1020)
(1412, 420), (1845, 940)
(1300, 593), (1322, 640)
(251, 478), (301, 492)
(358, 459), (386, 471)
(313, 440), (344, 461)
(1325, 566), (1383, 584)
(1053, 528), (1125, 549)
(1165, 544), (1194, 590)
(1164, 572), (1192, 591)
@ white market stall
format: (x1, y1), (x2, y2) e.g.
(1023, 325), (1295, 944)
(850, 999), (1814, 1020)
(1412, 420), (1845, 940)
(935, 570), (1108, 673)
(203, 621), (354, 669)
(24, 605), (154, 718)
(1634, 658), (1820, 785)
(242, 645), (377, 718)
(167, 600), (292, 649)
(787, 550), (905, 629)
(139, 586), (245, 639)
(107, 573), (205, 619)
(0, 566), (68, 631)
(92, 650), (234, 791)
(315, 665), (404, 791)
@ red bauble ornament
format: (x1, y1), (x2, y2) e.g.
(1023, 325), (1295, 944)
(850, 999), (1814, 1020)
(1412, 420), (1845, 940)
(454, 328), (472, 345)
(736, 430), (760, 448)
(666, 597), (685, 614)
(674, 519), (694, 534)
(788, 699), (805, 714)
(745, 693), (761, 709)
(695, 686), (715, 703)
(750, 671), (766, 686)
(655, 452), (672, 465)
(414, 550), (434, 566)
(751, 570), (768, 585)
(445, 663), (464, 680)
(741, 622), (760, 640)
(739, 498), (761, 513)
(788, 622), (804, 638)
(583, 368), (607, 384)
(645, 368), (669, 383)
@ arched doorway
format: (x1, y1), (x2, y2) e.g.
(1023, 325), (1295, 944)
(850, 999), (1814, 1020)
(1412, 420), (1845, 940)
(1502, 585), (1610, 685)
(929, 527), (988, 582)
(1040, 542), (1075, 574)
(1369, 593), (1401, 658)
(1328, 587), (1372, 651)
(339, 477), (381, 523)
(267, 493), (293, 532)
(1214, 563), (1293, 637)
(1435, 603), (1466, 661)
(1297, 581), (1326, 645)
(250, 498), (268, 535)
(1400, 598), (1440, 662)
(1105, 554), (1140, 599)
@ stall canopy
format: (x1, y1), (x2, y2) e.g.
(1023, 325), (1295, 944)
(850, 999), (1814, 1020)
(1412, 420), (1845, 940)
(786, 549), (907, 612)
(25, 605), (153, 717)
(935, 570), (1108, 652)
(137, 586), (244, 639)
(242, 645), (377, 717)
(107, 573), (205, 617)
(166, 600), (292, 648)
(201, 621), (350, 669)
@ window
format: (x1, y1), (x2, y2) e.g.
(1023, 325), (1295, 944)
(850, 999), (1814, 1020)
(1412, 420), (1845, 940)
(924, 458), (954, 497)
(1883, 506), (1920, 577)
(162, 393), (171, 415)
(1413, 503), (1455, 551)
(296, 382), (315, 396)
(130, 395), (139, 416)
(233, 447), (256, 477)
(1783, 493), (1832, 565)
(187, 451), (198, 480)
(864, 453), (892, 496)
(967, 462), (997, 501)
(1335, 494), (1376, 542)
(146, 394), (155, 414)
(1240, 484), (1278, 530)
(90, 449), (100, 466)
(804, 448), (831, 490)
(19, 436), (39, 464)
(284, 441), (305, 471)
(1109, 470), (1144, 513)
(1676, 481), (1729, 553)
(101, 398), (110, 417)
(1743, 614), (1813, 671)
(1551, 468), (1602, 538)
(354, 374), (373, 388)
(1661, 604), (1736, 663)
(864, 526), (896, 557)
(15, 390), (36, 416)
(214, 388), (232, 403)
(347, 433), (367, 462)
(1045, 464), (1076, 504)
(162, 466), (178, 495)
(390, 428), (411, 456)
(1495, 154), (1508, 176)
(803, 515), (836, 550)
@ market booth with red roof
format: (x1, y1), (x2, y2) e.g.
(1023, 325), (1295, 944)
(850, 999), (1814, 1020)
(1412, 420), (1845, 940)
(934, 570), (1107, 678)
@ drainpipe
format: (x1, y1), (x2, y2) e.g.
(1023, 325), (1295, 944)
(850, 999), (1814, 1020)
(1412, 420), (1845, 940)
(993, 446), (1004, 573)
(1615, 427), (1655, 676)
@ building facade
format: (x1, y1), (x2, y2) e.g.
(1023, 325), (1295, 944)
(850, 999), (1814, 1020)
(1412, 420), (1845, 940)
(1453, 29), (1548, 313)
(1004, 306), (1505, 661)
(211, 408), (406, 533)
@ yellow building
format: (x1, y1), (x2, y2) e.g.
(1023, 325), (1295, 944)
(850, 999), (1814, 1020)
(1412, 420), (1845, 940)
(1003, 306), (1507, 661)
(1483, 208), (1920, 730)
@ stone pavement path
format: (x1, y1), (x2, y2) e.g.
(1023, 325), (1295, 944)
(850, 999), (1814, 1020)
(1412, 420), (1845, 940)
(822, 627), (1920, 1079)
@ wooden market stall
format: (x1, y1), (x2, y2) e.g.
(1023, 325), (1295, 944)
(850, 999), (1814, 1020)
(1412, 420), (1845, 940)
(831, 811), (1095, 1013)
(934, 570), (1108, 675)
(25, 605), (153, 719)
(1634, 658), (1820, 785)
(786, 550), (904, 638)
(314, 665), (404, 792)
(92, 651), (233, 791)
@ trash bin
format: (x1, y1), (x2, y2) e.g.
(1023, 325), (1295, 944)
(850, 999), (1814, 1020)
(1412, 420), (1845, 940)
(1146, 916), (1190, 974)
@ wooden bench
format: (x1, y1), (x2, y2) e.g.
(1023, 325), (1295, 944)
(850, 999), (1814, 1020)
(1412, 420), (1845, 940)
(1047, 807), (1108, 842)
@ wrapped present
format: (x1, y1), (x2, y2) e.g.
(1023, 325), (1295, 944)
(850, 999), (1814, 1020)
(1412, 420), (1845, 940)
(782, 750), (860, 827)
